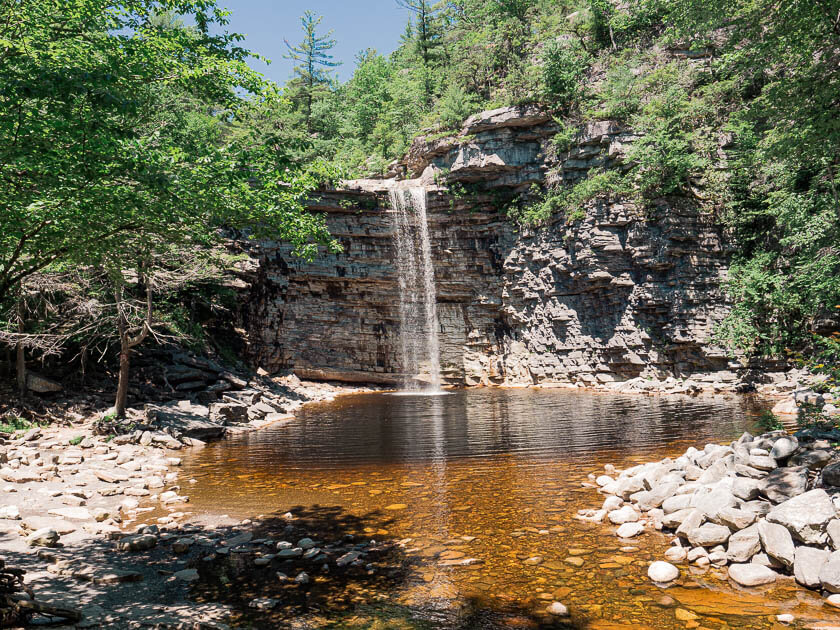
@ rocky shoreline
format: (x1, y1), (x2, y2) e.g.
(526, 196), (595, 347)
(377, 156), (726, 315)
(0, 375), (378, 629)
(582, 423), (840, 621)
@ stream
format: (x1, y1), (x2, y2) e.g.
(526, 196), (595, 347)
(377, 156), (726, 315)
(178, 388), (836, 629)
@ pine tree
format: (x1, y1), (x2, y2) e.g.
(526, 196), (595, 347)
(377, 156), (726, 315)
(284, 11), (341, 132)
(396, 0), (443, 106)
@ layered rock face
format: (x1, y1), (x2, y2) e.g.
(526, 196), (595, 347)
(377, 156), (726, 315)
(243, 107), (735, 387)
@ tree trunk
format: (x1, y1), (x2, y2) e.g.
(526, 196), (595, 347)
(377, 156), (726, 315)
(112, 270), (152, 418)
(15, 294), (25, 398)
(114, 335), (130, 418)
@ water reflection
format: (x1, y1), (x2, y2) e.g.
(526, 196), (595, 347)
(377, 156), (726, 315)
(212, 388), (755, 471)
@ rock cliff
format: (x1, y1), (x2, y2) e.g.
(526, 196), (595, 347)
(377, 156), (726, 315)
(242, 107), (743, 389)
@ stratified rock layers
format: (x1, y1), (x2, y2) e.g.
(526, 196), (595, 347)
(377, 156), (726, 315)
(244, 108), (733, 386)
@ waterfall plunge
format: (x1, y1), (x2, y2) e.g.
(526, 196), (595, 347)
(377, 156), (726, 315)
(389, 186), (442, 391)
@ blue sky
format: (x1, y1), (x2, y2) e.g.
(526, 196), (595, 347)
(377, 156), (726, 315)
(220, 1), (411, 85)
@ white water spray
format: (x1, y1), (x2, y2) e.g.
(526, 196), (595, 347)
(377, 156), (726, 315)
(389, 186), (442, 391)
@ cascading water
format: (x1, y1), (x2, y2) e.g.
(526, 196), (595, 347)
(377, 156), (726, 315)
(389, 186), (442, 391)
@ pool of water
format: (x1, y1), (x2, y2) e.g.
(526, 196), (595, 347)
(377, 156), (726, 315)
(178, 388), (836, 629)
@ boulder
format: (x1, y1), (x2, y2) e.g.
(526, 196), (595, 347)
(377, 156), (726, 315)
(608, 505), (639, 525)
(718, 507), (757, 531)
(728, 563), (777, 587)
(662, 494), (693, 515)
(760, 466), (808, 503)
(766, 489), (834, 545)
(675, 509), (705, 539)
(727, 524), (761, 563)
(828, 519), (840, 550)
(732, 477), (763, 501)
(758, 520), (795, 569)
(647, 561), (679, 583)
(819, 551), (840, 593)
(27, 527), (59, 547)
(616, 522), (644, 538)
(209, 402), (248, 424)
(151, 402), (226, 441)
(770, 436), (798, 460)
(822, 462), (840, 487)
(793, 546), (830, 589)
(26, 372), (62, 393)
(791, 448), (833, 469)
(118, 534), (157, 552)
(688, 523), (731, 547)
(662, 508), (695, 530)
(695, 488), (738, 521)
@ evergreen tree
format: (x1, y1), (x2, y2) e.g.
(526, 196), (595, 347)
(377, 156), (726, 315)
(284, 11), (341, 132)
(396, 0), (443, 106)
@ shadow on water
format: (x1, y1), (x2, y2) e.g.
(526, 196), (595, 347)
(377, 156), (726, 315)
(188, 505), (590, 629)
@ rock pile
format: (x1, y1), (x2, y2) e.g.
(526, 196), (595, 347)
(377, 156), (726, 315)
(583, 428), (840, 599)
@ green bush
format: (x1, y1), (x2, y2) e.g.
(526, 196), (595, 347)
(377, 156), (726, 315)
(540, 40), (589, 109)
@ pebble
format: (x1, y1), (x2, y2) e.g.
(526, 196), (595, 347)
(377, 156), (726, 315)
(546, 602), (569, 616)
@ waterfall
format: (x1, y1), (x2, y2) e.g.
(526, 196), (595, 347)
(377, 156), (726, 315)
(389, 186), (442, 391)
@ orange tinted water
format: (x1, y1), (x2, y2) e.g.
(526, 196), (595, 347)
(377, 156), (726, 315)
(179, 389), (840, 628)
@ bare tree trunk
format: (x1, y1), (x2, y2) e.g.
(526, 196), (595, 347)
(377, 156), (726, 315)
(114, 302), (130, 418)
(113, 272), (152, 418)
(15, 293), (26, 399)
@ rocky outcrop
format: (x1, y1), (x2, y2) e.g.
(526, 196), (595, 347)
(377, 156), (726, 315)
(242, 107), (756, 388)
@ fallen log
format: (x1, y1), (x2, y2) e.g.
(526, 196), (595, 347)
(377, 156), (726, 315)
(1, 558), (82, 627)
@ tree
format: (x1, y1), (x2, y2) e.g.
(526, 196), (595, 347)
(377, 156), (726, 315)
(284, 11), (341, 133)
(0, 0), (338, 415)
(397, 0), (444, 106)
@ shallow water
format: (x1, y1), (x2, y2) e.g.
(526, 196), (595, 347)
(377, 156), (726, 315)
(179, 389), (838, 629)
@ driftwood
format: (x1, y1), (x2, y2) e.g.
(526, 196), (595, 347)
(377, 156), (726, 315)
(0, 558), (82, 627)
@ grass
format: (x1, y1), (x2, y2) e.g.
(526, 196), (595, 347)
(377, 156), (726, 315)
(69, 435), (84, 446)
(0, 416), (35, 435)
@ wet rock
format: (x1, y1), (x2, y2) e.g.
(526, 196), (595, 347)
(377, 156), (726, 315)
(647, 561), (679, 583)
(757, 520), (794, 569)
(767, 489), (834, 544)
(827, 593), (840, 608)
(276, 548), (302, 559)
(336, 551), (361, 567)
(27, 527), (60, 547)
(793, 546), (830, 589)
(249, 598), (278, 611)
(546, 602), (569, 617)
(664, 546), (687, 563)
(297, 537), (316, 550)
(608, 505), (639, 525)
(728, 563), (777, 586)
(616, 522), (644, 538)
(294, 572), (310, 585)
